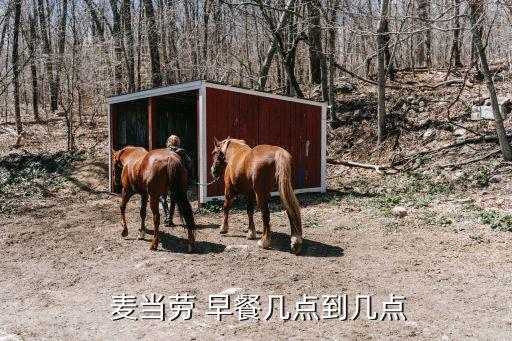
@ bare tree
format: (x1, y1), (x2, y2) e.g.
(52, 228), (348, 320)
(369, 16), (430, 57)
(452, 0), (463, 68)
(377, 0), (390, 143)
(416, 0), (432, 68)
(37, 0), (58, 112)
(143, 0), (162, 87)
(122, 0), (135, 92)
(11, 0), (22, 134)
(257, 0), (296, 90)
(469, 0), (512, 160)
(23, 8), (40, 122)
(109, 0), (124, 95)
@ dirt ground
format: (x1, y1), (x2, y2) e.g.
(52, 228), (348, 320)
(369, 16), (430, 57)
(1, 153), (512, 340)
(3, 75), (512, 340)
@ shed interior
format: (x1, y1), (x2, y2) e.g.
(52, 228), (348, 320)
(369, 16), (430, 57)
(112, 90), (199, 197)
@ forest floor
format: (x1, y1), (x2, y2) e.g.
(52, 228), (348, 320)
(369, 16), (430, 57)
(1, 72), (512, 340)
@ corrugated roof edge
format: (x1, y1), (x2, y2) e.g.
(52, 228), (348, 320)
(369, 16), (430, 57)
(106, 79), (327, 107)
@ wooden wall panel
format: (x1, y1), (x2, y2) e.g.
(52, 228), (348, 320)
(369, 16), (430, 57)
(114, 99), (148, 150)
(205, 87), (322, 198)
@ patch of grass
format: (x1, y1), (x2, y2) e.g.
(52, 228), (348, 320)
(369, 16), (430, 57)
(367, 192), (402, 217)
(196, 199), (224, 213)
(0, 150), (84, 213)
(381, 221), (400, 234)
(469, 234), (485, 244)
(405, 169), (425, 181)
(475, 165), (491, 187)
(416, 154), (431, 166)
(418, 210), (438, 225)
(439, 216), (453, 226)
(426, 179), (454, 194)
(328, 194), (341, 205)
(474, 208), (512, 232)
(483, 211), (512, 232)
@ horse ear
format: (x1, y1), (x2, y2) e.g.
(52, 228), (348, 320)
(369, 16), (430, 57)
(213, 137), (219, 145)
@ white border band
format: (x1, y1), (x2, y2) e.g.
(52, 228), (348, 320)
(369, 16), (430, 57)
(198, 84), (208, 204)
(321, 105), (327, 193)
(204, 187), (324, 203)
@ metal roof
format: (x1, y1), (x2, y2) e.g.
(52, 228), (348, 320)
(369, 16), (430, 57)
(106, 80), (327, 107)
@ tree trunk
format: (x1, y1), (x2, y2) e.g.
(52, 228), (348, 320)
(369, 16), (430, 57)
(469, 1), (512, 160)
(327, 0), (340, 123)
(12, 0), (22, 134)
(122, 0), (135, 92)
(417, 0), (431, 68)
(143, 0), (162, 87)
(109, 0), (123, 95)
(306, 0), (321, 85)
(258, 0), (295, 90)
(54, 0), (68, 105)
(255, 0), (304, 97)
(377, 0), (390, 143)
(37, 0), (58, 112)
(452, 0), (462, 67)
(202, 0), (211, 79)
(25, 12), (41, 122)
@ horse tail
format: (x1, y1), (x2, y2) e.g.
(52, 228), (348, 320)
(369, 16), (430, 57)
(275, 149), (302, 240)
(167, 156), (196, 233)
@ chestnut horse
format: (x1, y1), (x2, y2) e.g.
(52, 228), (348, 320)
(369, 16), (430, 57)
(112, 146), (196, 252)
(211, 138), (303, 254)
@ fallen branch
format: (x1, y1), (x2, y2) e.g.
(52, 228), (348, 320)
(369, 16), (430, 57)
(420, 78), (473, 90)
(392, 134), (507, 167)
(333, 62), (402, 90)
(327, 158), (398, 175)
(438, 149), (500, 168)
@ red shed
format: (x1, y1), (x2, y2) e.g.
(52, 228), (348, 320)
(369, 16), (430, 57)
(107, 80), (327, 204)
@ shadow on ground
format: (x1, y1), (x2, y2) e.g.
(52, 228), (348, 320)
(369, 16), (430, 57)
(144, 228), (226, 254)
(269, 232), (344, 257)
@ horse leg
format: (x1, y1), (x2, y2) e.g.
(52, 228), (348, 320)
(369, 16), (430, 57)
(186, 225), (196, 253)
(246, 194), (257, 240)
(256, 193), (271, 249)
(138, 194), (148, 240)
(168, 197), (176, 227)
(160, 191), (169, 225)
(220, 195), (235, 234)
(119, 189), (132, 237)
(149, 196), (160, 250)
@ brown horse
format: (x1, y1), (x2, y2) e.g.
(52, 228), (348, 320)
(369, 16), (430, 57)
(211, 138), (303, 254)
(112, 146), (196, 252)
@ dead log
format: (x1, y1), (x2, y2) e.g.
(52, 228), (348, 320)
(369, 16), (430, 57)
(438, 149), (500, 168)
(392, 134), (509, 167)
(327, 158), (398, 175)
(420, 79), (473, 90)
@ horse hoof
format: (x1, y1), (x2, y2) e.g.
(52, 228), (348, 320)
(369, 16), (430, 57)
(187, 245), (196, 253)
(291, 243), (302, 255)
(246, 230), (257, 240)
(121, 228), (128, 237)
(150, 244), (158, 251)
(219, 226), (228, 234)
(137, 231), (145, 240)
(257, 239), (270, 249)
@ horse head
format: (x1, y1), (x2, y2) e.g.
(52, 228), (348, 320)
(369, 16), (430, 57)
(211, 138), (229, 180)
(112, 148), (126, 188)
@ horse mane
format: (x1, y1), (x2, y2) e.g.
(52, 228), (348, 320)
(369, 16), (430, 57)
(223, 138), (247, 152)
(227, 138), (246, 145)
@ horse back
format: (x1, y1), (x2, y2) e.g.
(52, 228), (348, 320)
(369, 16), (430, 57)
(227, 144), (285, 194)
